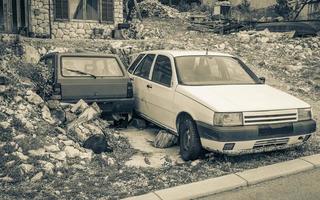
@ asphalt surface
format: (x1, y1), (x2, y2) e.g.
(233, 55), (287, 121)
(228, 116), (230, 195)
(198, 168), (320, 200)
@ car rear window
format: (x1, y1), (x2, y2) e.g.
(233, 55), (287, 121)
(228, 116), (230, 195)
(61, 56), (123, 77)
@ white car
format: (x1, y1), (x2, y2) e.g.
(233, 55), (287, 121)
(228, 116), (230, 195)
(127, 50), (316, 161)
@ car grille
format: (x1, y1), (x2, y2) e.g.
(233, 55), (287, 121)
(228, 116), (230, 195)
(243, 109), (298, 125)
(253, 138), (289, 149)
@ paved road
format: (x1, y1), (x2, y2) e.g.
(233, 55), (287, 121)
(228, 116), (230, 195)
(199, 168), (320, 200)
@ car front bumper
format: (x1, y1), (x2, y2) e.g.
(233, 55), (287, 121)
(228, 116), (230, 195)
(196, 120), (316, 154)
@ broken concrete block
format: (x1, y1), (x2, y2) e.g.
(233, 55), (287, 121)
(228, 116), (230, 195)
(31, 172), (43, 182)
(154, 130), (178, 148)
(68, 105), (102, 129)
(42, 105), (56, 125)
(70, 99), (89, 113)
(131, 118), (147, 129)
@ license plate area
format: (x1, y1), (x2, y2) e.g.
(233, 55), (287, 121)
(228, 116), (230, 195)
(258, 123), (293, 136)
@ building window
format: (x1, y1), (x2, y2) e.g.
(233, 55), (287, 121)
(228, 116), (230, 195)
(70, 0), (84, 19)
(87, 0), (99, 20)
(101, 0), (114, 22)
(55, 0), (69, 20)
(54, 0), (114, 22)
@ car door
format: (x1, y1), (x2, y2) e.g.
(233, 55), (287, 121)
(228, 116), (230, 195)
(130, 54), (156, 115)
(146, 54), (177, 130)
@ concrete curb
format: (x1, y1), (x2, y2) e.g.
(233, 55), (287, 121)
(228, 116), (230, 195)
(122, 154), (320, 200)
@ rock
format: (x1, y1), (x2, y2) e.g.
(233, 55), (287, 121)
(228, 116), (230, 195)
(73, 126), (91, 142)
(0, 85), (9, 94)
(25, 90), (44, 105)
(191, 160), (200, 166)
(19, 164), (35, 174)
(12, 151), (29, 161)
(68, 105), (101, 129)
(50, 151), (66, 161)
(28, 148), (47, 157)
(43, 162), (55, 174)
(0, 176), (14, 183)
(65, 111), (77, 123)
(47, 100), (60, 110)
(70, 99), (89, 113)
(42, 105), (56, 125)
(61, 140), (74, 146)
(64, 146), (81, 158)
(83, 134), (113, 154)
(5, 160), (15, 167)
(107, 157), (115, 166)
(79, 151), (93, 161)
(154, 130), (178, 148)
(13, 134), (26, 140)
(131, 118), (147, 129)
(0, 121), (10, 129)
(31, 172), (43, 182)
(44, 145), (60, 152)
(51, 109), (66, 123)
(55, 127), (66, 135)
(237, 32), (250, 43)
(22, 45), (40, 64)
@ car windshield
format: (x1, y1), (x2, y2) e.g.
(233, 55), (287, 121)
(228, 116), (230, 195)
(175, 56), (258, 85)
(61, 56), (123, 77)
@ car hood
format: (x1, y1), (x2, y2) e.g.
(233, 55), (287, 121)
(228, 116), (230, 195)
(176, 84), (310, 112)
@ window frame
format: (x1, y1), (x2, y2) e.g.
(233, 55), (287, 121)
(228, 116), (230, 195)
(151, 55), (173, 88)
(128, 54), (146, 74)
(54, 0), (115, 23)
(133, 54), (156, 80)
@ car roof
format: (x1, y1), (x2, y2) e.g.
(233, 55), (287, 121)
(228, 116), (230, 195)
(139, 50), (233, 57)
(43, 52), (118, 58)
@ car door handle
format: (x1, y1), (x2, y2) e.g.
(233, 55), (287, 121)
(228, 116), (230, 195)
(147, 84), (152, 89)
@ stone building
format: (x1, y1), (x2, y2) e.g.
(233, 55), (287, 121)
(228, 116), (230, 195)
(0, 0), (123, 39)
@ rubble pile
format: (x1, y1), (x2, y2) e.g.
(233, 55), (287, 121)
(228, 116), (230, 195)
(0, 43), (133, 186)
(230, 29), (320, 95)
(137, 0), (188, 19)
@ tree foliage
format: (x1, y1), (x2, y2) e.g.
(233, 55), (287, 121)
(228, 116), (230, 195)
(275, 0), (292, 19)
(237, 0), (251, 13)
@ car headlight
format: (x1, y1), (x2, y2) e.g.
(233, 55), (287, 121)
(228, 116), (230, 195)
(298, 108), (312, 121)
(213, 112), (243, 126)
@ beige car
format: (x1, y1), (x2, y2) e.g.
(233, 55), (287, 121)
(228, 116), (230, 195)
(127, 50), (316, 161)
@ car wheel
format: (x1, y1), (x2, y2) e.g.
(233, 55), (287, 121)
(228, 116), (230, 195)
(179, 116), (202, 161)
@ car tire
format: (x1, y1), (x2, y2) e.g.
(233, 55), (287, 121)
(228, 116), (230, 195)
(179, 116), (202, 161)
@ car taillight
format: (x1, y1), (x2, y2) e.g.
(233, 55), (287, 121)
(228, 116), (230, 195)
(127, 81), (133, 98)
(53, 83), (61, 95)
(51, 83), (62, 100)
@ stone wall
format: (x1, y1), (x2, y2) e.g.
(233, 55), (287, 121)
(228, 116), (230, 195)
(30, 0), (123, 39)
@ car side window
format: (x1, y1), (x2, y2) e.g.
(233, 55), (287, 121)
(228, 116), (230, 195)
(151, 55), (172, 87)
(128, 54), (145, 74)
(133, 54), (155, 79)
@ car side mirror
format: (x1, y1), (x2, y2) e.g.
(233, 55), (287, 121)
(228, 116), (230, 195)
(259, 77), (266, 84)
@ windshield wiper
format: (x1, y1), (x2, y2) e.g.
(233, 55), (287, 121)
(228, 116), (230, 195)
(65, 68), (97, 79)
